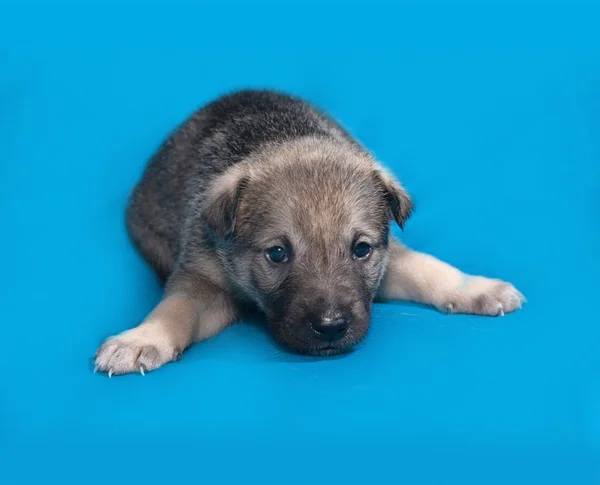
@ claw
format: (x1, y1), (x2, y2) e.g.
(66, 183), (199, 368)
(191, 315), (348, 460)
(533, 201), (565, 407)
(93, 365), (98, 374)
(108, 369), (113, 378)
(445, 303), (454, 314)
(498, 307), (505, 317)
(140, 365), (145, 376)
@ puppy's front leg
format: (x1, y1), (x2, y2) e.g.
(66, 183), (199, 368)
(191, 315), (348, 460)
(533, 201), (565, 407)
(377, 239), (525, 316)
(94, 275), (236, 376)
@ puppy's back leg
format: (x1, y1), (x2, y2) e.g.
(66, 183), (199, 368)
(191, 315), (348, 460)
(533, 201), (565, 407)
(377, 239), (525, 316)
(125, 191), (178, 282)
(127, 223), (174, 282)
(94, 273), (237, 376)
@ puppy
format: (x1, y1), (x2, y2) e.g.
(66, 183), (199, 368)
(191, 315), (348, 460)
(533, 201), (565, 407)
(94, 90), (524, 376)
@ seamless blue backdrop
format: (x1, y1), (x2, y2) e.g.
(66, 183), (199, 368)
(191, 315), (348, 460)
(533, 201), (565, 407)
(1, 1), (599, 484)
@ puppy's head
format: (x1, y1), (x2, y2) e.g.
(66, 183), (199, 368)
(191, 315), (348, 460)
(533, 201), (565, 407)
(202, 139), (412, 355)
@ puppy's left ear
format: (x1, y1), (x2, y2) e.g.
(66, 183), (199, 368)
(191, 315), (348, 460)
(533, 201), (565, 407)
(375, 167), (413, 230)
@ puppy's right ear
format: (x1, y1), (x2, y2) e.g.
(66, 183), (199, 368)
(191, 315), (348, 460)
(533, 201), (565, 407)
(202, 167), (248, 239)
(374, 166), (413, 230)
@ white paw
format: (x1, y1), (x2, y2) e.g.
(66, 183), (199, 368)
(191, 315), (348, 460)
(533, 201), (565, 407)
(94, 326), (180, 377)
(442, 276), (525, 316)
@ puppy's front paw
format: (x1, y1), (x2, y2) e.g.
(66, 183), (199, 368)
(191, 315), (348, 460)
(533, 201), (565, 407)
(442, 276), (525, 316)
(94, 326), (180, 377)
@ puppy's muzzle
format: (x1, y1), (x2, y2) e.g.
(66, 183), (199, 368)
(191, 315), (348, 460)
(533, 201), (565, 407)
(308, 311), (351, 342)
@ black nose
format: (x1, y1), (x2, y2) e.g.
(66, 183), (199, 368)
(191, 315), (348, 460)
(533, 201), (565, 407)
(310, 314), (350, 341)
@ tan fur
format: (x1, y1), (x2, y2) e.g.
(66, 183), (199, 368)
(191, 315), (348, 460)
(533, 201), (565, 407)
(94, 277), (237, 376)
(377, 239), (525, 315)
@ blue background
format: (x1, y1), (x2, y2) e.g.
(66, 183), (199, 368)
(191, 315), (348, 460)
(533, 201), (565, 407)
(1, 1), (599, 483)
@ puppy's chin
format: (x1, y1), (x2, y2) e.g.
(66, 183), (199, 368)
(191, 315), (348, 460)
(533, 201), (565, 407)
(270, 324), (367, 356)
(279, 338), (355, 356)
(303, 345), (355, 357)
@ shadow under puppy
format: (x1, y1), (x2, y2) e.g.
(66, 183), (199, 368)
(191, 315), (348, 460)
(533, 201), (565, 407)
(95, 90), (525, 376)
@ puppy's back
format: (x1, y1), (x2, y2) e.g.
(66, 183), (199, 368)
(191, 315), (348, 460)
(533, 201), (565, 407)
(192, 90), (356, 163)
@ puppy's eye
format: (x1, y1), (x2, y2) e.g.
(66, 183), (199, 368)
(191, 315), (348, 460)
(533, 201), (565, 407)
(353, 242), (372, 260)
(265, 246), (288, 264)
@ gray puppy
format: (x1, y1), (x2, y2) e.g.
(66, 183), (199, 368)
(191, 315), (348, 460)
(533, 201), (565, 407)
(94, 90), (524, 376)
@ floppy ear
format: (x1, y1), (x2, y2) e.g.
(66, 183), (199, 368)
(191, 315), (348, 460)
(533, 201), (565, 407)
(375, 168), (413, 230)
(202, 167), (248, 239)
